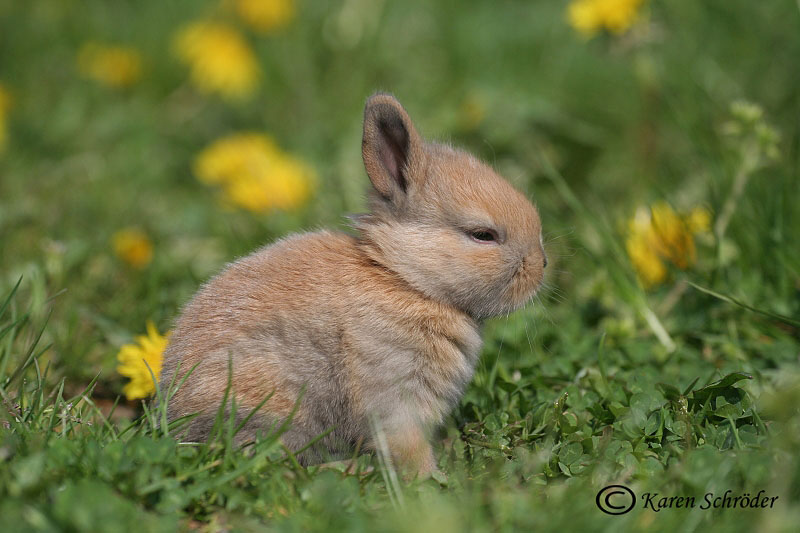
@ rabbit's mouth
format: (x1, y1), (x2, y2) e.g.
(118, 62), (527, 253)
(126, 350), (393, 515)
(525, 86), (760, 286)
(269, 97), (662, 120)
(507, 252), (545, 308)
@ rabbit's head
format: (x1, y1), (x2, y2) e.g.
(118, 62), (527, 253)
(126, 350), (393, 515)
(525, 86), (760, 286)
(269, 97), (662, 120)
(356, 94), (546, 320)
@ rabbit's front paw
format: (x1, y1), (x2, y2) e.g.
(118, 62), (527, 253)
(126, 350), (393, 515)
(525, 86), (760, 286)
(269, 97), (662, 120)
(386, 425), (437, 480)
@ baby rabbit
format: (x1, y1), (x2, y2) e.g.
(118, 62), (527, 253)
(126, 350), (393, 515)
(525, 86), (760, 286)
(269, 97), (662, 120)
(159, 94), (546, 476)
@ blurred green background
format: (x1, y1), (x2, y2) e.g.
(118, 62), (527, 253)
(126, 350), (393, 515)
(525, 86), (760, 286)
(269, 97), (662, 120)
(1, 1), (799, 531)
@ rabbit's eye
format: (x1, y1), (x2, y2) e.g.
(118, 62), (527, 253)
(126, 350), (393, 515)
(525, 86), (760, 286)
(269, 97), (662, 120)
(470, 229), (499, 243)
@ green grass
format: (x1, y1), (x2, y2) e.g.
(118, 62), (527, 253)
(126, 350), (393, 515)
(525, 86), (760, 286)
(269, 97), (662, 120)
(1, 0), (800, 531)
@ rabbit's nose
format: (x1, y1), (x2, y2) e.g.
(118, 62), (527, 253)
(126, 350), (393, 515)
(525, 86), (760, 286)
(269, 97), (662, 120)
(543, 253), (548, 269)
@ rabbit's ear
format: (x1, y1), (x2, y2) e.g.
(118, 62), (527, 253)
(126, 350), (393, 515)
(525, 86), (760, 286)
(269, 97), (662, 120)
(362, 94), (423, 204)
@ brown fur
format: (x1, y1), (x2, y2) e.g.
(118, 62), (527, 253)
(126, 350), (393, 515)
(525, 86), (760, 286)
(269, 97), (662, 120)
(159, 94), (545, 475)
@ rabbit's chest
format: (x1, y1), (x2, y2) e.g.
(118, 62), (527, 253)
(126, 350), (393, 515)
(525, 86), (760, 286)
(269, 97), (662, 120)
(348, 315), (482, 424)
(415, 326), (482, 413)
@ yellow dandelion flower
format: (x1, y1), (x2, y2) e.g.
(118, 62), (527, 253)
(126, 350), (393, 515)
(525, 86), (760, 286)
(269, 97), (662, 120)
(686, 206), (711, 234)
(173, 21), (260, 100)
(458, 92), (486, 132)
(194, 133), (283, 185)
(77, 43), (143, 88)
(117, 321), (170, 400)
(232, 0), (295, 34)
(626, 208), (668, 286)
(625, 203), (712, 287)
(649, 202), (695, 269)
(0, 82), (11, 152)
(112, 228), (154, 269)
(193, 132), (314, 212)
(568, 0), (644, 36)
(568, 0), (603, 36)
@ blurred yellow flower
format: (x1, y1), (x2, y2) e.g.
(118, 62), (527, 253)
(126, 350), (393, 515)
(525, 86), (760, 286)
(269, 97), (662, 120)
(194, 133), (314, 212)
(648, 203), (695, 269)
(458, 92), (486, 132)
(117, 321), (169, 401)
(626, 203), (711, 287)
(568, 0), (644, 36)
(77, 43), (143, 88)
(0, 82), (11, 152)
(174, 21), (260, 100)
(686, 206), (711, 234)
(112, 228), (154, 269)
(232, 0), (295, 34)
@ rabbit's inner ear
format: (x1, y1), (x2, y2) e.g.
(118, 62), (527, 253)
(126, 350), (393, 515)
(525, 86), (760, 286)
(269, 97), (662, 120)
(377, 114), (410, 194)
